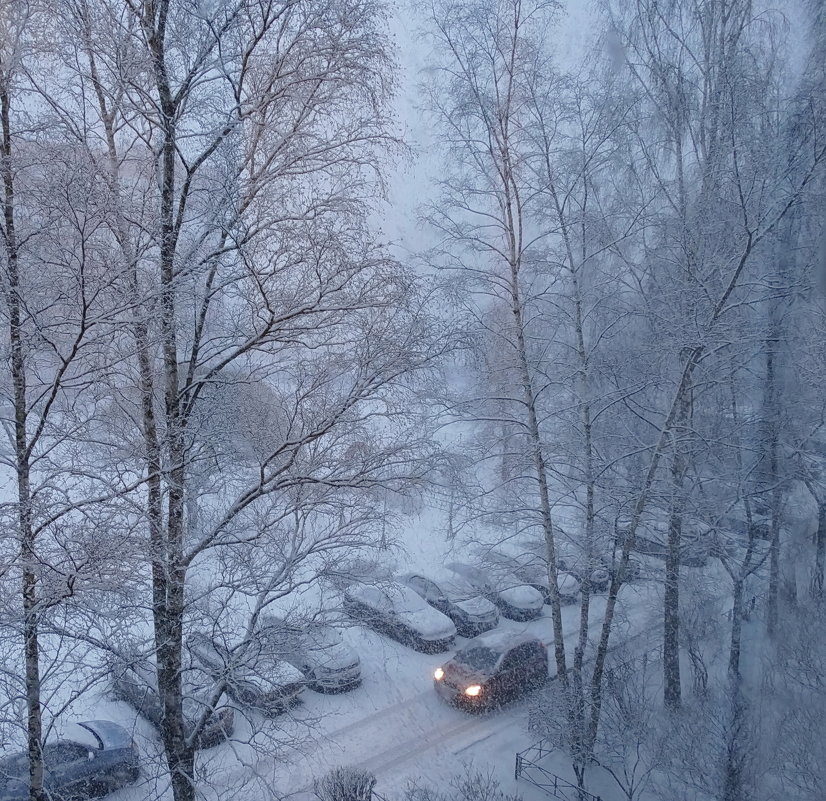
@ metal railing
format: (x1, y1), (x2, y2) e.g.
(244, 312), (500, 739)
(515, 741), (602, 801)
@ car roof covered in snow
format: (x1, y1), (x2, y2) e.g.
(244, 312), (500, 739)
(460, 628), (543, 654)
(399, 568), (479, 594)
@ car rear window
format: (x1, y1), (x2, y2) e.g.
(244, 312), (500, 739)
(43, 742), (88, 765)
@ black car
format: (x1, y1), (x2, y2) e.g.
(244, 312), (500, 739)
(188, 632), (306, 713)
(0, 720), (139, 801)
(434, 630), (548, 709)
(397, 570), (499, 637)
(343, 581), (457, 652)
(110, 655), (234, 748)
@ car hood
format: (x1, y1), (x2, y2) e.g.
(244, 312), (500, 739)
(399, 607), (456, 639)
(307, 642), (359, 670)
(499, 584), (544, 608)
(455, 597), (497, 618)
(442, 660), (488, 686)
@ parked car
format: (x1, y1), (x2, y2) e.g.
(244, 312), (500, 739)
(397, 570), (499, 637)
(343, 581), (457, 652)
(480, 550), (581, 605)
(445, 562), (544, 621)
(615, 513), (710, 566)
(610, 553), (643, 583)
(521, 534), (641, 592)
(0, 720), (139, 801)
(110, 655), (234, 747)
(434, 630), (548, 710)
(258, 616), (361, 693)
(552, 543), (615, 592)
(557, 570), (582, 602)
(188, 632), (305, 713)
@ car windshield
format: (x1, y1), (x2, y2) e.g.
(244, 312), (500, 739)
(305, 625), (341, 651)
(451, 563), (479, 581)
(443, 577), (476, 601)
(455, 646), (500, 671)
(497, 572), (525, 589)
(449, 564), (492, 590)
(390, 586), (428, 613)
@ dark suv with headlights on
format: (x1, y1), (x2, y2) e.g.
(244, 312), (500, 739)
(433, 630), (548, 709)
(397, 570), (499, 637)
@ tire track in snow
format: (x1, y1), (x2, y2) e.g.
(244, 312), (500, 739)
(320, 688), (433, 741)
(305, 618), (590, 785)
(354, 713), (493, 776)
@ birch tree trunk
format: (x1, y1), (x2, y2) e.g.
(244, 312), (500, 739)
(663, 391), (690, 711)
(2, 14), (120, 795)
(0, 45), (45, 801)
(814, 501), (826, 597)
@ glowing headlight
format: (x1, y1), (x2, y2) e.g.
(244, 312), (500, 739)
(434, 667), (444, 681)
(464, 684), (482, 697)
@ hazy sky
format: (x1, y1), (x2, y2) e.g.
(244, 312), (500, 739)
(383, 0), (600, 256)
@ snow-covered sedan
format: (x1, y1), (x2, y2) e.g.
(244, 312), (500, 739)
(0, 720), (140, 801)
(557, 571), (582, 602)
(397, 570), (499, 637)
(445, 562), (545, 621)
(343, 581), (457, 652)
(481, 550), (581, 605)
(554, 544), (612, 592)
(259, 617), (362, 693)
(188, 632), (305, 714)
(110, 654), (234, 748)
(434, 630), (548, 709)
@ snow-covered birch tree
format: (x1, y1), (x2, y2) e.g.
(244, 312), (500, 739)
(421, 0), (571, 683)
(23, 0), (444, 797)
